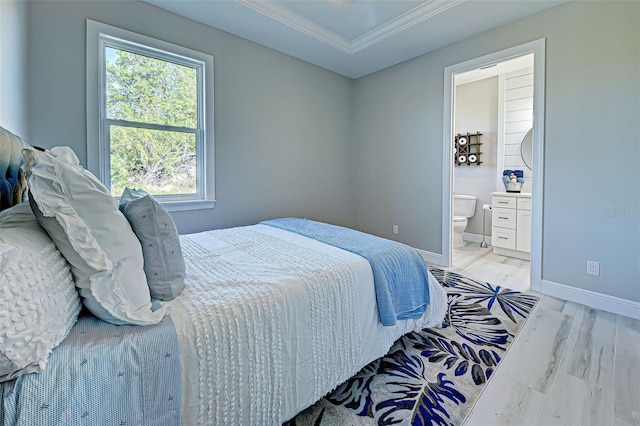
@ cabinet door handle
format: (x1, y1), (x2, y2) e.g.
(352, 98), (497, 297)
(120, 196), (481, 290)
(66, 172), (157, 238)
(498, 201), (509, 204)
(498, 216), (509, 220)
(498, 236), (508, 239)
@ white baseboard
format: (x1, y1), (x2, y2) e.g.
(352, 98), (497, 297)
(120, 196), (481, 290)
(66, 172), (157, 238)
(416, 249), (445, 266)
(462, 232), (492, 246)
(493, 246), (530, 261)
(541, 279), (640, 320)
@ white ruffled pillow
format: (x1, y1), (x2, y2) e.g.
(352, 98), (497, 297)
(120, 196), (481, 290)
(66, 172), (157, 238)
(22, 146), (169, 326)
(0, 203), (81, 382)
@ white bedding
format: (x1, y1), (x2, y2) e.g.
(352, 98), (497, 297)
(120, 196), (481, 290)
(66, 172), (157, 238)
(168, 224), (447, 425)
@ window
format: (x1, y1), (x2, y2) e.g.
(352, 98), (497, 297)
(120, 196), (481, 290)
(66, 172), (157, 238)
(87, 20), (215, 210)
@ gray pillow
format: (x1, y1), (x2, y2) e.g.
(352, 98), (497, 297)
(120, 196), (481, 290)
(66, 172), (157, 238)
(119, 188), (185, 300)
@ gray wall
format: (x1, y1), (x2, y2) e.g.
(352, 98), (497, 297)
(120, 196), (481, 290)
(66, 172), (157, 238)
(0, 0), (28, 138)
(454, 77), (498, 237)
(353, 1), (640, 302)
(25, 0), (355, 234)
(352, 61), (444, 248)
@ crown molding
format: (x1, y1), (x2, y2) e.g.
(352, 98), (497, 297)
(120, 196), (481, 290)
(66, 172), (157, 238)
(236, 0), (465, 55)
(350, 0), (464, 53)
(236, 0), (353, 53)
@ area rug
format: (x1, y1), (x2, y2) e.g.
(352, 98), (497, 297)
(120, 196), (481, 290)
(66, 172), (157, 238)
(285, 267), (539, 426)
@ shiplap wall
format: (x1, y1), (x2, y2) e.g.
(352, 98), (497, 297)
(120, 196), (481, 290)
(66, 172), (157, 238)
(502, 67), (534, 193)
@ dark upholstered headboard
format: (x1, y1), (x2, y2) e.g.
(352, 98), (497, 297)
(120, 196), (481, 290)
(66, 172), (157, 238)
(0, 126), (29, 211)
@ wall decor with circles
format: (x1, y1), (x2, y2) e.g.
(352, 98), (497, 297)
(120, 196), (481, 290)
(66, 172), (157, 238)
(454, 132), (483, 166)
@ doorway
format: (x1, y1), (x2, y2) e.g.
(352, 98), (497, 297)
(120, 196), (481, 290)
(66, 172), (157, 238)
(441, 39), (545, 292)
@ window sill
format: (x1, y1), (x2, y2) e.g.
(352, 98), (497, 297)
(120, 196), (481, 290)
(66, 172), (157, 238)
(162, 199), (216, 212)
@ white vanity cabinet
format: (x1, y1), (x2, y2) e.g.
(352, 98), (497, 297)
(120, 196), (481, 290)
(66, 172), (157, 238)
(491, 192), (531, 260)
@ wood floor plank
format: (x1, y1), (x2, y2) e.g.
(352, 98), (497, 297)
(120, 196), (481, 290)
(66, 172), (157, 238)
(614, 315), (640, 425)
(560, 306), (616, 391)
(472, 303), (573, 398)
(539, 372), (614, 426)
(615, 417), (635, 426)
(465, 381), (546, 426)
(537, 294), (579, 317)
(525, 310), (573, 394)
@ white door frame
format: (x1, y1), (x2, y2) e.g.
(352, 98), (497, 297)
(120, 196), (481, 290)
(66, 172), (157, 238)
(441, 38), (546, 292)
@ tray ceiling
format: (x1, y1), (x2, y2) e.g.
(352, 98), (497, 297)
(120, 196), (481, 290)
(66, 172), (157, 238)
(145, 0), (566, 79)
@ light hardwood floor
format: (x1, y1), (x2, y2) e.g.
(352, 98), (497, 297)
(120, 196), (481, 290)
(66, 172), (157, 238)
(445, 245), (640, 426)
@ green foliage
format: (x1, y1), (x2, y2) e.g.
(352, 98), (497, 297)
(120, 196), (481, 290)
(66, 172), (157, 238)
(110, 126), (196, 196)
(106, 48), (198, 197)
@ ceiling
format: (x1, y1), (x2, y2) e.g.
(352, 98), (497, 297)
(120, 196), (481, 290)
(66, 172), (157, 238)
(145, 0), (565, 79)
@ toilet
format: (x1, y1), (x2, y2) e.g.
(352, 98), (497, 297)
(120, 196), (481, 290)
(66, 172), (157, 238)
(453, 194), (478, 248)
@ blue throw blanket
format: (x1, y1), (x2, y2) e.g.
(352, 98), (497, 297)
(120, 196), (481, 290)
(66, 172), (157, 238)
(262, 218), (431, 326)
(0, 303), (181, 426)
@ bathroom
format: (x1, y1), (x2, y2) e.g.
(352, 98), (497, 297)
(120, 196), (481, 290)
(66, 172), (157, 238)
(451, 54), (534, 292)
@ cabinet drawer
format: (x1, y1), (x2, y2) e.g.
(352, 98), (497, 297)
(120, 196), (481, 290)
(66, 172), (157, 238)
(492, 207), (516, 229)
(492, 196), (516, 209)
(492, 227), (516, 250)
(517, 197), (532, 211)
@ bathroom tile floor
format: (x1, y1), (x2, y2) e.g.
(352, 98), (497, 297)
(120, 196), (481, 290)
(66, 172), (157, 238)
(450, 243), (531, 292)
(442, 244), (640, 426)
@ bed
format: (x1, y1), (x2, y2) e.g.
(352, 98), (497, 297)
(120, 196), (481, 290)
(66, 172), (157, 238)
(0, 125), (447, 425)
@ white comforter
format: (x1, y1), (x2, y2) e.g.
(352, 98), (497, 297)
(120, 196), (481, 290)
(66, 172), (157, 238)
(168, 224), (447, 425)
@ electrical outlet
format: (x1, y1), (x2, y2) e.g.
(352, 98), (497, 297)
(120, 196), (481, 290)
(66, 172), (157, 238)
(586, 260), (600, 276)
(392, 225), (399, 235)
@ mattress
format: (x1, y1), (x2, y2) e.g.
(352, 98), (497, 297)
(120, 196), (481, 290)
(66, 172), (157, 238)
(169, 224), (448, 425)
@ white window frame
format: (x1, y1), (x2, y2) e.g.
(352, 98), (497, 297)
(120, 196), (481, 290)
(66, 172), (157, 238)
(87, 20), (215, 211)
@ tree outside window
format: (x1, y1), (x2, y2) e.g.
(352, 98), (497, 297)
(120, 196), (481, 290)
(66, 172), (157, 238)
(105, 47), (200, 198)
(104, 45), (202, 199)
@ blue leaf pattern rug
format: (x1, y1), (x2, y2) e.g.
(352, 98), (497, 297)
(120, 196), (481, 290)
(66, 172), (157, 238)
(285, 267), (539, 426)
